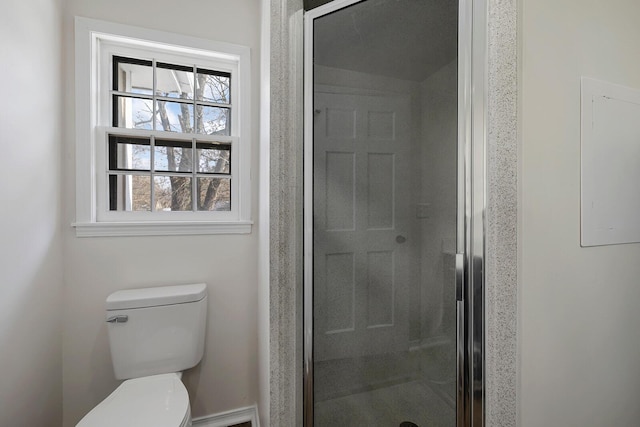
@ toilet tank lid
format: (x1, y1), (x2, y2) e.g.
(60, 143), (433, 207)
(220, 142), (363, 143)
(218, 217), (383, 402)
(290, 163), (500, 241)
(106, 283), (207, 310)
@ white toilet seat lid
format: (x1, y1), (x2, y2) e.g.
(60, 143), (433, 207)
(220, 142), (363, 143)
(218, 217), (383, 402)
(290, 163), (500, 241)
(77, 373), (190, 427)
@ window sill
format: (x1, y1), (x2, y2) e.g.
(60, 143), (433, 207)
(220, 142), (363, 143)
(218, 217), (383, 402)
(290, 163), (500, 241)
(72, 220), (253, 237)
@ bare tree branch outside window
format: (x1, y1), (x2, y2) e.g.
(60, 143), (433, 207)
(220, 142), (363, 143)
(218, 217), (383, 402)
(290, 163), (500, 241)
(120, 63), (232, 212)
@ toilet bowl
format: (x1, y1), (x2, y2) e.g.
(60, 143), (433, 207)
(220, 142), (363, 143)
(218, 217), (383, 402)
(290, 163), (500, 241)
(76, 283), (207, 427)
(77, 373), (191, 427)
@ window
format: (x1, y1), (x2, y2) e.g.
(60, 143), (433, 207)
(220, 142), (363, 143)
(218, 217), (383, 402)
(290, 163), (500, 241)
(74, 17), (252, 236)
(108, 58), (232, 213)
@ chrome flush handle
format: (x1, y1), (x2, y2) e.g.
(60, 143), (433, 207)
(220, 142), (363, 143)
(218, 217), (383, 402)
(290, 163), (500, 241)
(106, 315), (128, 324)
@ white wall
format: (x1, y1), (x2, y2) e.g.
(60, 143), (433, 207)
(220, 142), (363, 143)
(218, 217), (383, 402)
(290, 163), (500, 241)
(61, 1), (262, 425)
(0, 0), (64, 425)
(519, 0), (640, 425)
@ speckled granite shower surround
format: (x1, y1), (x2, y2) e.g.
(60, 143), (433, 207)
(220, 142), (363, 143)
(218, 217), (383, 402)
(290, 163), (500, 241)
(486, 0), (518, 425)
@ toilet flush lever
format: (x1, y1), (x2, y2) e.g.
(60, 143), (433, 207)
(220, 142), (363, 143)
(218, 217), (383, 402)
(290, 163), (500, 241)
(106, 315), (128, 324)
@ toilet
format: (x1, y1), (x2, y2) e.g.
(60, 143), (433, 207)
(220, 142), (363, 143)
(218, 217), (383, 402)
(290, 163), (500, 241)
(77, 283), (207, 427)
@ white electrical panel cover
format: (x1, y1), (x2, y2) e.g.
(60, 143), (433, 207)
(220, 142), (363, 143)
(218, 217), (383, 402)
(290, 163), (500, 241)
(581, 77), (640, 247)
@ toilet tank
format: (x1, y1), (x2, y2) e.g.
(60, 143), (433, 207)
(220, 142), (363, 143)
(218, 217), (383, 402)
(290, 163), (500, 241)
(105, 283), (207, 380)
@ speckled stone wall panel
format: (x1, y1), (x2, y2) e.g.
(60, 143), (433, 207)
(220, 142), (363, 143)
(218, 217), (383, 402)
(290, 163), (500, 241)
(486, 0), (518, 426)
(269, 1), (304, 427)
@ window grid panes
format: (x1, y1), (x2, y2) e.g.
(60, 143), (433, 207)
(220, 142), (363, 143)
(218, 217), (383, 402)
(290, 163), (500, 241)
(109, 56), (233, 214)
(107, 134), (231, 213)
(112, 56), (231, 136)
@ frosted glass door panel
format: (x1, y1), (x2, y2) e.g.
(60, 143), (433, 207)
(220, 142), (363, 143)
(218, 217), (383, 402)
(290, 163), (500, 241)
(314, 92), (410, 362)
(312, 0), (458, 425)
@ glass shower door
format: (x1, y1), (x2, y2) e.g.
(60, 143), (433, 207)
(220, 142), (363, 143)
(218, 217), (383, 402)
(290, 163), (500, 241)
(307, 0), (460, 425)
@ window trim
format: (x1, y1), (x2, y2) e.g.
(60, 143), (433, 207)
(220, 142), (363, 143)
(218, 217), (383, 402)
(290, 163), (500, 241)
(73, 17), (252, 237)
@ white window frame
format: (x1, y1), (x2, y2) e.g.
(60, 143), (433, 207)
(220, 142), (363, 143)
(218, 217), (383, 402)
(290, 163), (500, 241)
(73, 17), (252, 237)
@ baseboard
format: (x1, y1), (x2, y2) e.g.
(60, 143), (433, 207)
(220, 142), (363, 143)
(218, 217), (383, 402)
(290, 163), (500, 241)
(192, 404), (260, 427)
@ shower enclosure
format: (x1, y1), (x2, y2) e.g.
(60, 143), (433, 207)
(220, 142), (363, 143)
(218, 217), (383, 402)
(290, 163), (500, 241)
(303, 0), (485, 426)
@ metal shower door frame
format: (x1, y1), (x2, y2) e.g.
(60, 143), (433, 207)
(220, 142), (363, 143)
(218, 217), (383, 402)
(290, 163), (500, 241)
(302, 0), (487, 425)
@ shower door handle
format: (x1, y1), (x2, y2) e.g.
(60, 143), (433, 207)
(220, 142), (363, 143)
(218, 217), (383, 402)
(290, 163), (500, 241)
(455, 252), (466, 427)
(455, 253), (464, 302)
